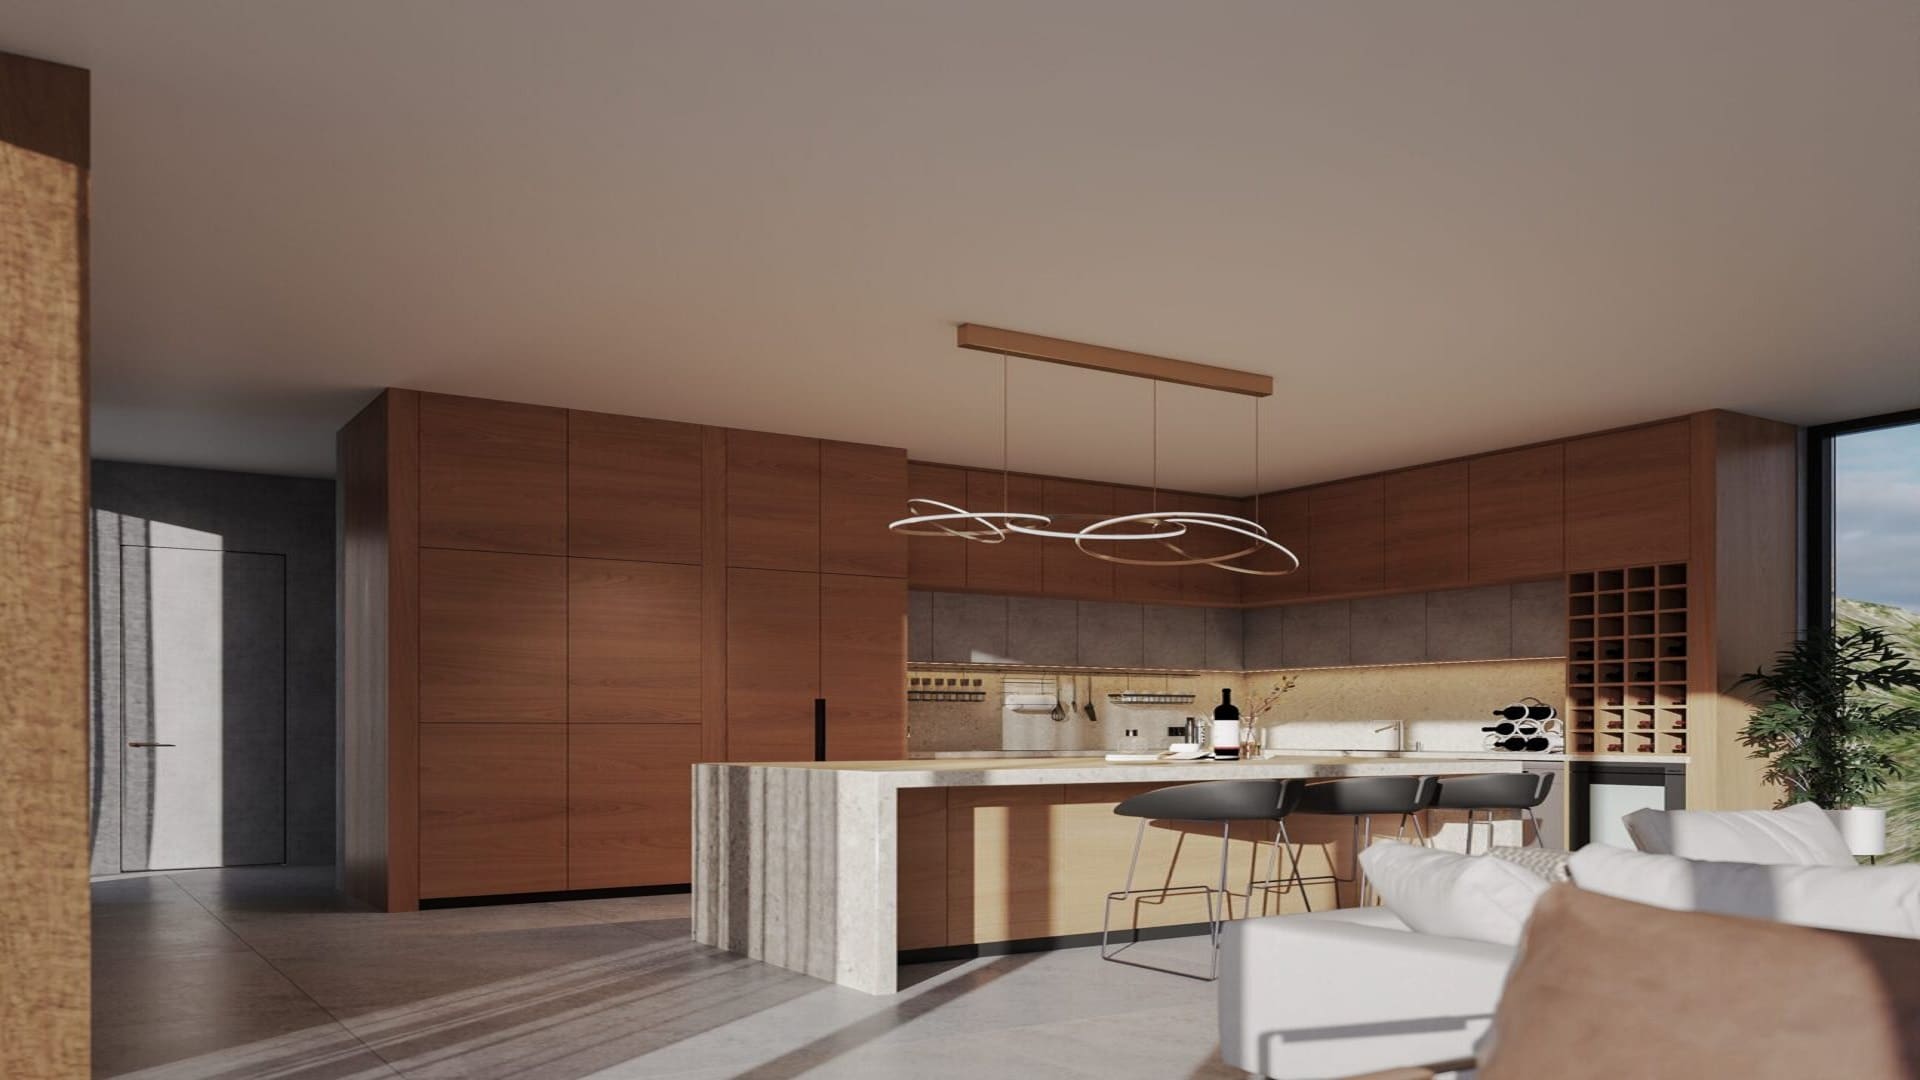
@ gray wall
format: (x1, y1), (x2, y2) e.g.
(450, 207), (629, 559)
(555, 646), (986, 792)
(90, 461), (336, 870)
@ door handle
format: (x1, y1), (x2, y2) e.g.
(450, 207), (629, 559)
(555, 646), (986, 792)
(128, 741), (176, 748)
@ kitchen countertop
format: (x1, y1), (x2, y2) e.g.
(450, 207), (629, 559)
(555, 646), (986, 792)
(701, 753), (1530, 789)
(906, 749), (1688, 764)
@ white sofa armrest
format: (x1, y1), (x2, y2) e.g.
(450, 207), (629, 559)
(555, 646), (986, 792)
(1219, 909), (1514, 1079)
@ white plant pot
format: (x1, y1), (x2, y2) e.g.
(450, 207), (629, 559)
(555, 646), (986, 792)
(1825, 806), (1888, 858)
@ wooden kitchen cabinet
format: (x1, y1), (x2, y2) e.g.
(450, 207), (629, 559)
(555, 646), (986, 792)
(1040, 478), (1114, 599)
(419, 548), (567, 724)
(1565, 420), (1690, 569)
(1108, 485), (1186, 604)
(1469, 443), (1565, 582)
(1309, 477), (1385, 596)
(1178, 493), (1246, 604)
(1384, 462), (1470, 590)
(905, 462), (969, 590)
(821, 573), (907, 760)
(419, 393), (568, 555)
(568, 559), (702, 724)
(821, 440), (908, 578)
(567, 724), (700, 889)
(1241, 490), (1312, 604)
(964, 469), (1043, 594)
(725, 567), (821, 761)
(727, 430), (820, 572)
(419, 723), (567, 898)
(568, 411), (704, 564)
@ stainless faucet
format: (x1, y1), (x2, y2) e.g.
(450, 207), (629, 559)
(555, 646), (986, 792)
(1373, 720), (1405, 752)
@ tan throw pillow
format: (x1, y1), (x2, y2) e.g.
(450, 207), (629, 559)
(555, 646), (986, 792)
(1480, 885), (1920, 1080)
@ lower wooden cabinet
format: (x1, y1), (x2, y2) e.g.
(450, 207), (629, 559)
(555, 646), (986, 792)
(419, 723), (567, 898)
(568, 724), (700, 889)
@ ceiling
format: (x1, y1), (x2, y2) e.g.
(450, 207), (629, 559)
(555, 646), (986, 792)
(6, 2), (1918, 493)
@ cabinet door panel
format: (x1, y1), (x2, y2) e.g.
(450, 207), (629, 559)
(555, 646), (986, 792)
(964, 470), (1042, 594)
(727, 430), (820, 572)
(568, 411), (704, 563)
(1241, 491), (1311, 604)
(1309, 478), (1384, 595)
(1109, 487), (1185, 604)
(906, 463), (969, 590)
(419, 393), (568, 554)
(1384, 462), (1469, 590)
(419, 723), (567, 898)
(567, 724), (699, 889)
(821, 441), (908, 578)
(822, 574), (906, 760)
(1565, 421), (1690, 569)
(1040, 479), (1113, 599)
(1469, 444), (1565, 582)
(1177, 493), (1245, 604)
(569, 559), (702, 724)
(726, 568), (821, 761)
(420, 549), (567, 724)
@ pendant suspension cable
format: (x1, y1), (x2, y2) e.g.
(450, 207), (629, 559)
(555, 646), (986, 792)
(1151, 380), (1159, 511)
(1001, 351), (1010, 513)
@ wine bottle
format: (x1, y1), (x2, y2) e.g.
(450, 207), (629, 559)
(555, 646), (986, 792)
(1212, 689), (1241, 761)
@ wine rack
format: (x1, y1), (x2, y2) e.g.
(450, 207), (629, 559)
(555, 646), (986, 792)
(1566, 563), (1689, 756)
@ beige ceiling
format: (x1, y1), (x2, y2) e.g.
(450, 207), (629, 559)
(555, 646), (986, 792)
(6, 2), (1918, 493)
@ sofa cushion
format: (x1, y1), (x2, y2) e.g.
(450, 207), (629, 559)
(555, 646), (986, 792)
(1487, 844), (1571, 882)
(1568, 843), (1920, 938)
(1479, 885), (1920, 1080)
(1359, 842), (1549, 946)
(1623, 802), (1855, 866)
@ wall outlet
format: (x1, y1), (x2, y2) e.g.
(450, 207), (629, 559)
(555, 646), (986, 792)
(1167, 726), (1186, 737)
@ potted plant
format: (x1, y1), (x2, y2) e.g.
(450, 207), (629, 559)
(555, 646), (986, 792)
(1736, 627), (1920, 856)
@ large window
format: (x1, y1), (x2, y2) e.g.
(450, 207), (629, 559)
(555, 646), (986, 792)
(1814, 409), (1920, 862)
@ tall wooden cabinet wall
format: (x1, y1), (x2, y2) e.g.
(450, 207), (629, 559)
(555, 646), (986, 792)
(342, 390), (907, 911)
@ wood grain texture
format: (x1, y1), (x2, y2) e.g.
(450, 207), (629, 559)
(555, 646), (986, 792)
(725, 568), (820, 761)
(1109, 485), (1187, 603)
(1309, 477), (1385, 596)
(821, 573), (907, 759)
(905, 462), (969, 590)
(820, 440), (908, 578)
(1565, 420), (1691, 569)
(964, 469), (1043, 594)
(1, 51), (90, 1075)
(418, 392), (568, 555)
(955, 323), (1273, 397)
(701, 428), (729, 763)
(1177, 492), (1247, 604)
(1241, 490), (1312, 605)
(419, 548), (567, 724)
(567, 410), (704, 564)
(418, 723), (568, 898)
(567, 724), (700, 889)
(568, 558), (703, 724)
(897, 789), (949, 950)
(727, 429), (820, 571)
(1040, 478), (1114, 599)
(1383, 461), (1470, 590)
(1469, 443), (1565, 583)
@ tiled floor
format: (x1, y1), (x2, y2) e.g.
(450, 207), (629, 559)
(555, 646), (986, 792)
(93, 867), (1243, 1079)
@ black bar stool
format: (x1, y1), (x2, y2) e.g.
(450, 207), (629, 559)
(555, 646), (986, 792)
(1100, 778), (1309, 980)
(1294, 775), (1439, 906)
(1431, 772), (1555, 853)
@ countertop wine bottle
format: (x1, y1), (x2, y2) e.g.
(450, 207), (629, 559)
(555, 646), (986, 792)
(1212, 689), (1241, 761)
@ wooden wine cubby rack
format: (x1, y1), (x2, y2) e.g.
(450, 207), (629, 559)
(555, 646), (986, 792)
(1566, 563), (1689, 756)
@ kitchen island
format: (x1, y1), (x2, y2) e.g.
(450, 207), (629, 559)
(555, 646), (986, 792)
(692, 755), (1528, 993)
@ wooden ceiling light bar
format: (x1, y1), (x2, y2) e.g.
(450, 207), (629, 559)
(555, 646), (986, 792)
(955, 323), (1273, 398)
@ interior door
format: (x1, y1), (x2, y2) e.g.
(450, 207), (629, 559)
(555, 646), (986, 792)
(120, 546), (287, 871)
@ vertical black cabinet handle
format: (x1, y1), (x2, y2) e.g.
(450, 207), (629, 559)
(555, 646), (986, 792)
(814, 698), (827, 762)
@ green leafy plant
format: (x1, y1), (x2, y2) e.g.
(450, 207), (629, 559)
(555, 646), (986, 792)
(1736, 627), (1920, 809)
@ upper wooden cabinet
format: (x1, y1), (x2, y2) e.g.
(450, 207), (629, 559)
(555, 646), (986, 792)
(1470, 443), (1565, 582)
(568, 559), (702, 724)
(1384, 462), (1470, 591)
(1041, 478), (1114, 600)
(821, 440), (908, 578)
(568, 411), (704, 564)
(965, 470), (1043, 594)
(419, 393), (568, 555)
(419, 549), (567, 724)
(725, 567), (821, 762)
(1241, 490), (1312, 604)
(1178, 493), (1246, 604)
(1110, 486), (1186, 603)
(821, 574), (908, 760)
(905, 463), (969, 590)
(1309, 477), (1385, 596)
(1565, 420), (1691, 569)
(727, 430), (820, 572)
(419, 723), (567, 898)
(567, 723), (699, 890)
